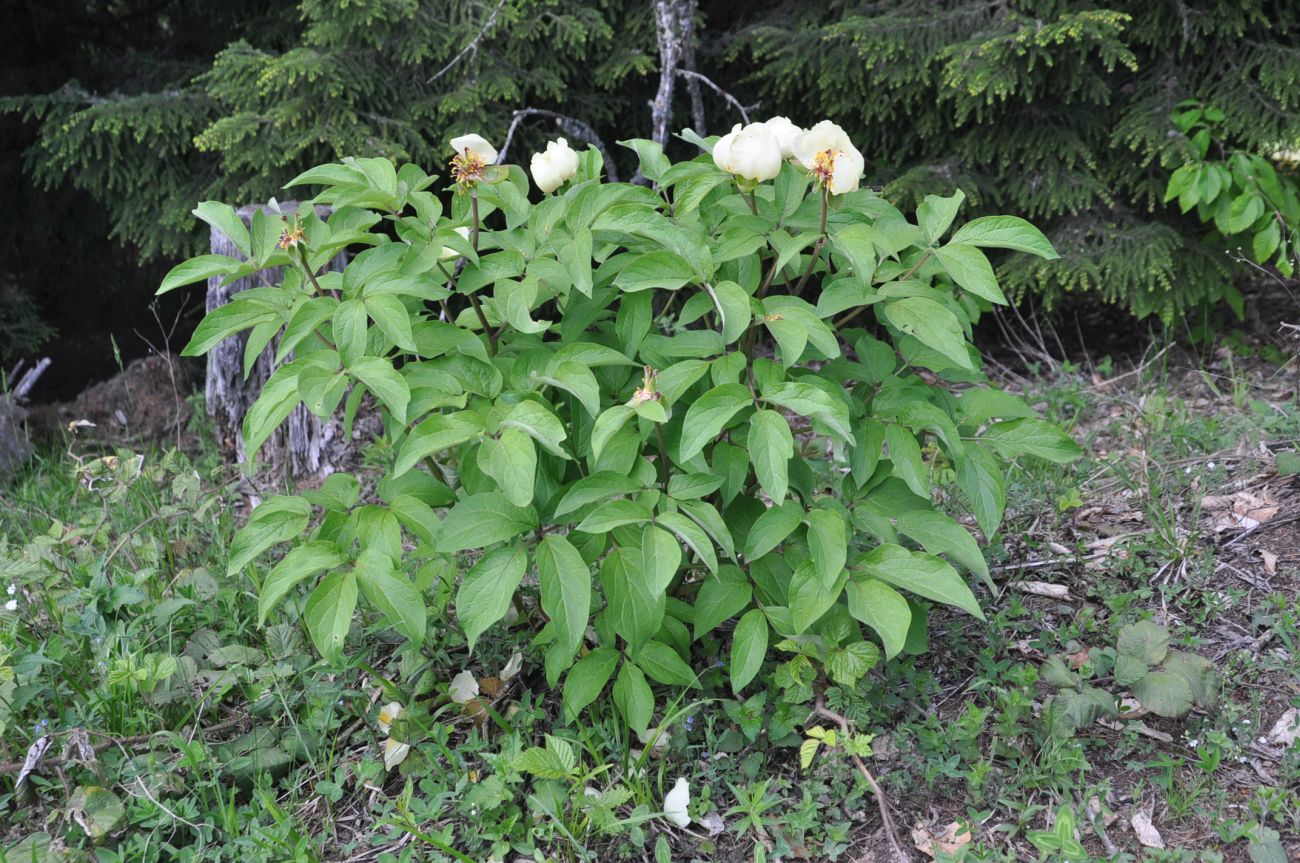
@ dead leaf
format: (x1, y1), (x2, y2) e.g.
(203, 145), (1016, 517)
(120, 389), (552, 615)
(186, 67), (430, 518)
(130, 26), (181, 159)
(1067, 647), (1091, 669)
(1130, 808), (1165, 849)
(478, 676), (503, 698)
(1048, 541), (1071, 555)
(1204, 489), (1279, 532)
(1260, 550), (1278, 576)
(912, 822), (972, 859)
(1010, 581), (1072, 600)
(698, 810), (726, 837)
(1266, 707), (1299, 746)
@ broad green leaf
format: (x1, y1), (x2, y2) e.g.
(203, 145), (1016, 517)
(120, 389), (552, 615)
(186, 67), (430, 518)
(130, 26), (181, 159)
(243, 365), (303, 461)
(634, 639), (696, 687)
(894, 510), (991, 590)
(933, 243), (1007, 305)
(979, 418), (1082, 464)
(789, 560), (846, 632)
(949, 215), (1059, 258)
(457, 544), (528, 652)
(806, 508), (848, 588)
(956, 443), (1006, 538)
(676, 499), (737, 561)
(350, 356), (410, 423)
(600, 548), (663, 655)
(575, 498), (653, 532)
(590, 405), (634, 461)
(354, 548), (425, 646)
(640, 524), (682, 594)
(614, 249), (697, 292)
(1116, 620), (1170, 665)
(730, 608), (768, 693)
(502, 399), (570, 458)
(657, 511), (718, 575)
(482, 428), (537, 507)
(438, 493), (537, 552)
(1131, 671), (1194, 718)
(258, 542), (342, 624)
(364, 294), (417, 351)
(534, 361), (601, 418)
(826, 640), (880, 685)
(158, 254), (243, 296)
(885, 424), (929, 498)
(917, 189), (965, 244)
(679, 384), (753, 461)
(194, 201), (251, 258)
(613, 661), (654, 734)
(182, 299), (278, 357)
(562, 647), (620, 722)
(846, 578), (911, 659)
(554, 472), (645, 517)
(332, 298), (368, 366)
(304, 570), (358, 661)
(882, 297), (972, 370)
(744, 500), (803, 561)
(1163, 650), (1219, 710)
(748, 410), (793, 502)
(760, 381), (851, 440)
(692, 565), (752, 639)
(228, 496), (312, 576)
(855, 544), (984, 620)
(537, 534), (592, 665)
(394, 411), (484, 476)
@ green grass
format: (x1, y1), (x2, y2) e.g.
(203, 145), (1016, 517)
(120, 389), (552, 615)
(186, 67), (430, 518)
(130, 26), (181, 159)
(1, 346), (1298, 862)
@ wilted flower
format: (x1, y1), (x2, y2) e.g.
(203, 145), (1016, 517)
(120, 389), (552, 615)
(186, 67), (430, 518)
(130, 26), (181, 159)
(713, 122), (782, 184)
(763, 116), (803, 159)
(499, 651), (523, 683)
(663, 777), (691, 827)
(383, 737), (411, 770)
(448, 670), (479, 704)
(793, 120), (865, 195)
(530, 138), (580, 194)
(377, 701), (403, 734)
(449, 134), (498, 189)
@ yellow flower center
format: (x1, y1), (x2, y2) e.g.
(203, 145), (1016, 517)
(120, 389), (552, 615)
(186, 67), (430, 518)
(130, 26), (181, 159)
(277, 225), (305, 249)
(812, 148), (839, 186)
(630, 366), (662, 404)
(451, 151), (488, 190)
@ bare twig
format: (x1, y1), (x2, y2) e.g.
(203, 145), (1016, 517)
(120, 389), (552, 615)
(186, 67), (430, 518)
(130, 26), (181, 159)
(496, 108), (619, 182)
(676, 68), (752, 125)
(813, 693), (911, 863)
(428, 0), (508, 83)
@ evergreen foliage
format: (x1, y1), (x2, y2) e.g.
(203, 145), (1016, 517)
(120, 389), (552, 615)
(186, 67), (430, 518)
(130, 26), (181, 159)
(732, 1), (1300, 319)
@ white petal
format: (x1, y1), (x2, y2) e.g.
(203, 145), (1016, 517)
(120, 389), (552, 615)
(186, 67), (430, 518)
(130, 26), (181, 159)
(377, 701), (404, 733)
(531, 150), (563, 193)
(383, 737), (411, 770)
(764, 116), (803, 158)
(499, 651), (524, 682)
(448, 670), (479, 704)
(450, 133), (498, 163)
(663, 777), (691, 827)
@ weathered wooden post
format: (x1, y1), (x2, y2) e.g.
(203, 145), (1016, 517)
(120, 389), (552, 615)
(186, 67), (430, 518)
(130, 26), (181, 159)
(205, 204), (353, 485)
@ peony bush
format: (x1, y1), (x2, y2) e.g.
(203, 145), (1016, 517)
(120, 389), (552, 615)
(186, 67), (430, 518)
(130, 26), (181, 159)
(159, 118), (1078, 734)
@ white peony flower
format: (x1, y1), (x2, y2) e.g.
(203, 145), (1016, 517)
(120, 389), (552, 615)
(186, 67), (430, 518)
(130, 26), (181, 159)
(439, 225), (471, 260)
(530, 137), (581, 194)
(793, 120), (865, 195)
(663, 777), (691, 827)
(713, 122), (783, 183)
(763, 116), (803, 159)
(448, 670), (479, 704)
(449, 133), (498, 164)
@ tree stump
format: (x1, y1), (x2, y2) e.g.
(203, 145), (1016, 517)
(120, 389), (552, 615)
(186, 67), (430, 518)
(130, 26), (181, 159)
(206, 204), (355, 486)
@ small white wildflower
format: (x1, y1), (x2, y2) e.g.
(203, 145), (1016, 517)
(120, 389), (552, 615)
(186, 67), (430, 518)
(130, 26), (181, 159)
(4, 599), (16, 612)
(1207, 461), (1216, 470)
(1242, 719), (1250, 725)
(6, 583), (15, 596)
(1188, 739), (1198, 748)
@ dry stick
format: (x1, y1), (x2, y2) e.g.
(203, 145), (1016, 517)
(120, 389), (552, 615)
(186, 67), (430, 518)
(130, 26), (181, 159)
(11, 357), (51, 401)
(427, 0), (508, 83)
(676, 68), (751, 125)
(813, 693), (910, 863)
(790, 189), (829, 298)
(0, 717), (248, 775)
(496, 108), (619, 181)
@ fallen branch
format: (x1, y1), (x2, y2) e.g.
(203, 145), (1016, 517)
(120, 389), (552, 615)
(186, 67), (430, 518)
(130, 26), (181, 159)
(0, 716), (248, 776)
(813, 693), (911, 863)
(11, 357), (51, 402)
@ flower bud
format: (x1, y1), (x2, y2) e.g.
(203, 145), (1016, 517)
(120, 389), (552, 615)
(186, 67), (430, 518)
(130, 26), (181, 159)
(530, 137), (580, 194)
(712, 122), (783, 183)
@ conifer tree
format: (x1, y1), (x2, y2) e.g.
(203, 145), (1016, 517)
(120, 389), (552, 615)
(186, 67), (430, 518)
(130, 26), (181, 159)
(731, 1), (1300, 319)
